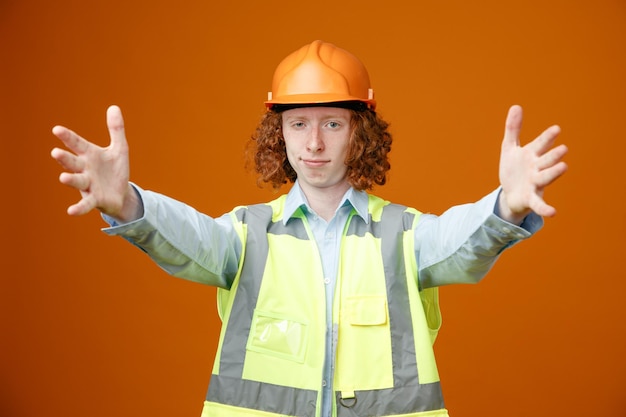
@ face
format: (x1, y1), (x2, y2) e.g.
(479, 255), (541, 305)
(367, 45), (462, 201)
(282, 107), (352, 195)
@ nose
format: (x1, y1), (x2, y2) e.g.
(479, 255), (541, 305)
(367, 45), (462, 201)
(306, 127), (324, 152)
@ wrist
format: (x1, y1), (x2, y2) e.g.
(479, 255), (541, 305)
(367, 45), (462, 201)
(496, 190), (530, 226)
(109, 183), (144, 224)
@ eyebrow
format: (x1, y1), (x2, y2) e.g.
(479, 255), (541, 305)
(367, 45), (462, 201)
(283, 112), (351, 122)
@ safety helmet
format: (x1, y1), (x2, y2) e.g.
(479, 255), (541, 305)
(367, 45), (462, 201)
(265, 40), (376, 110)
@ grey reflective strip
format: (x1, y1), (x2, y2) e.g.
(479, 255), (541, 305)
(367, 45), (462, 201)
(208, 374), (318, 416)
(217, 204), (273, 378)
(381, 204), (417, 388)
(335, 382), (444, 417)
(345, 212), (381, 237)
(235, 206), (309, 240)
(269, 217), (310, 240)
(208, 204), (316, 416)
(338, 204), (445, 416)
(234, 207), (246, 222)
(345, 204), (415, 238)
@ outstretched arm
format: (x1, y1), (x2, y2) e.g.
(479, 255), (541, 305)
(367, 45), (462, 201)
(497, 105), (568, 225)
(51, 105), (143, 222)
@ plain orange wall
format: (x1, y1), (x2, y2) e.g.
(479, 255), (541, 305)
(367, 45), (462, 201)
(1, 1), (625, 416)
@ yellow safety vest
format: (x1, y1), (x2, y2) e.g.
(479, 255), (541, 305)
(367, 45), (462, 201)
(201, 194), (448, 417)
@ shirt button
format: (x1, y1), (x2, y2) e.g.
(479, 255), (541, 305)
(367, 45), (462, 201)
(501, 226), (511, 234)
(325, 232), (335, 239)
(324, 278), (331, 285)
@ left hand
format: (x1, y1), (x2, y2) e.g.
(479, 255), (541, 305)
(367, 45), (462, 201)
(498, 105), (568, 224)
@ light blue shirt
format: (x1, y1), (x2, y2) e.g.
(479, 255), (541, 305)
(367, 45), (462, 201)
(282, 183), (369, 416)
(103, 181), (542, 417)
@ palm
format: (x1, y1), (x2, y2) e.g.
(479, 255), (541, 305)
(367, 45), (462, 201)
(498, 105), (568, 221)
(51, 105), (130, 217)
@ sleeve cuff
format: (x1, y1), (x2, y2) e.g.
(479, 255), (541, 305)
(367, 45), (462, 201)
(489, 187), (544, 236)
(101, 182), (149, 235)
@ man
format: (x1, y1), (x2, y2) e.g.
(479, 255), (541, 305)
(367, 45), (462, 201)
(51, 40), (568, 417)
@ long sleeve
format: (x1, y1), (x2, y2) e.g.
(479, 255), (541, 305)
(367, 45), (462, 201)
(416, 188), (543, 289)
(101, 184), (242, 289)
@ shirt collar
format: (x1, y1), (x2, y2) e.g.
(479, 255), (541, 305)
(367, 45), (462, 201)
(282, 180), (370, 225)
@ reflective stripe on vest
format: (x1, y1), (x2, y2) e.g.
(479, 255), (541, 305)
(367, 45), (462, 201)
(206, 196), (444, 417)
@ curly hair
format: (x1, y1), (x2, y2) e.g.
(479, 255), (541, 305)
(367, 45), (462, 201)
(247, 108), (392, 191)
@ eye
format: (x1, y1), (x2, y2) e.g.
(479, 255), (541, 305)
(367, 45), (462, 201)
(327, 121), (341, 129)
(291, 121), (306, 129)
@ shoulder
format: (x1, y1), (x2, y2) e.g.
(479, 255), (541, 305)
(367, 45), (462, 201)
(231, 194), (289, 223)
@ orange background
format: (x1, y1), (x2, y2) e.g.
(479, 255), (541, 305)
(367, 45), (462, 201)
(2, 1), (625, 416)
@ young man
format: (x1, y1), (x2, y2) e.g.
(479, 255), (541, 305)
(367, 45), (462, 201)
(51, 40), (568, 417)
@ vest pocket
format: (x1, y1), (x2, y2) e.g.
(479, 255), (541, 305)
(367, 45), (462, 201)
(347, 295), (388, 325)
(336, 294), (394, 390)
(246, 310), (309, 363)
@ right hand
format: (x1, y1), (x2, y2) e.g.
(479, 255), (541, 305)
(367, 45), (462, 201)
(51, 105), (141, 221)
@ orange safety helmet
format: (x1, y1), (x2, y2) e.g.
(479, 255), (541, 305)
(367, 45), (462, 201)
(265, 40), (376, 110)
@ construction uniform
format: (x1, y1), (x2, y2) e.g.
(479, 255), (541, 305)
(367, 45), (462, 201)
(104, 181), (540, 417)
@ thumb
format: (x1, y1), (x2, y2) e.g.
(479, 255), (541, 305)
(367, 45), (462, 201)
(502, 104), (523, 151)
(106, 105), (127, 148)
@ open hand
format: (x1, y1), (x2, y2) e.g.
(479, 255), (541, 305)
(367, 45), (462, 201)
(498, 105), (568, 224)
(51, 105), (139, 220)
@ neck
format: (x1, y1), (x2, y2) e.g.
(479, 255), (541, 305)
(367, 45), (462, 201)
(299, 182), (351, 221)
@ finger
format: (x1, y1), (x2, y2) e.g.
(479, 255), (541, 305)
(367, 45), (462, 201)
(527, 125), (561, 155)
(50, 147), (85, 172)
(52, 125), (91, 155)
(537, 144), (568, 170)
(59, 172), (90, 191)
(67, 194), (97, 216)
(530, 194), (557, 218)
(536, 161), (568, 187)
(106, 105), (127, 149)
(502, 105), (523, 150)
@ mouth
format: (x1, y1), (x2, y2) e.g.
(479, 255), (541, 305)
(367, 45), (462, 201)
(301, 158), (329, 168)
